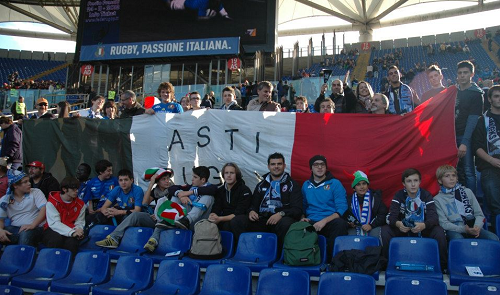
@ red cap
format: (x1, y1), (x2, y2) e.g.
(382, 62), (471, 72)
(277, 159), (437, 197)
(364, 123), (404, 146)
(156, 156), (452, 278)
(25, 161), (45, 170)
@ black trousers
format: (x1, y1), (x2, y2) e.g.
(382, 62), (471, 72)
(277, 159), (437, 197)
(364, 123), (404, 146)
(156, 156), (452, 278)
(42, 227), (81, 256)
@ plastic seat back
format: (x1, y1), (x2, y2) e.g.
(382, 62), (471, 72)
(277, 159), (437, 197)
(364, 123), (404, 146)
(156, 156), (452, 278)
(232, 232), (277, 263)
(256, 269), (310, 295)
(0, 285), (23, 295)
(0, 245), (36, 284)
(141, 260), (200, 295)
(387, 237), (442, 275)
(150, 229), (192, 256)
(459, 282), (500, 295)
(199, 264), (252, 295)
(385, 277), (447, 295)
(109, 256), (153, 290)
(107, 227), (153, 257)
(333, 236), (379, 255)
(79, 225), (116, 252)
(318, 272), (375, 295)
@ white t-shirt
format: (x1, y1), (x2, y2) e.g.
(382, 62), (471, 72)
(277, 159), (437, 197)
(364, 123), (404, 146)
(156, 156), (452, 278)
(0, 188), (47, 227)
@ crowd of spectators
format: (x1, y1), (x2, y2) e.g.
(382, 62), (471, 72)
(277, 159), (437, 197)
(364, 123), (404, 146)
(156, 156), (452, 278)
(3, 70), (64, 91)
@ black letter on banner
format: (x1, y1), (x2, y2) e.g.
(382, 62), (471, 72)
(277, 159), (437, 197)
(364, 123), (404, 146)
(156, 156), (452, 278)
(197, 126), (210, 148)
(181, 166), (190, 185)
(168, 130), (184, 151)
(255, 132), (260, 153)
(208, 166), (222, 185)
(225, 129), (239, 150)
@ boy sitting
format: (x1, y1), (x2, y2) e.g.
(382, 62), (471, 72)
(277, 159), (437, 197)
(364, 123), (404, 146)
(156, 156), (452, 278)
(434, 164), (498, 241)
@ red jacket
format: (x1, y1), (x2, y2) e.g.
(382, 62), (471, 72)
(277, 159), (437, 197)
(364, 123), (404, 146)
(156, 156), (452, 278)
(45, 191), (85, 230)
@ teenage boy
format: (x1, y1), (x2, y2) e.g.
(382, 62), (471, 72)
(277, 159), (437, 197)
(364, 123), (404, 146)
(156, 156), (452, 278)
(210, 163), (252, 231)
(472, 85), (500, 232)
(345, 171), (388, 239)
(95, 168), (174, 248)
(231, 153), (302, 249)
(0, 170), (46, 246)
(434, 165), (498, 241)
(220, 87), (243, 110)
(145, 82), (183, 115)
(97, 169), (144, 225)
(143, 166), (215, 252)
(421, 65), (446, 103)
(455, 60), (484, 194)
(83, 160), (119, 217)
(301, 155), (347, 259)
(381, 168), (447, 269)
(43, 177), (86, 256)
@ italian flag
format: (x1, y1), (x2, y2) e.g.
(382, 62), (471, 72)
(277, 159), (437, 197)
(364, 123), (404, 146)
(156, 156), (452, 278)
(22, 87), (458, 207)
(156, 200), (186, 225)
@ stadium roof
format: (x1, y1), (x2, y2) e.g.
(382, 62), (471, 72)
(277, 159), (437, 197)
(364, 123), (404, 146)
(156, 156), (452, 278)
(0, 0), (500, 41)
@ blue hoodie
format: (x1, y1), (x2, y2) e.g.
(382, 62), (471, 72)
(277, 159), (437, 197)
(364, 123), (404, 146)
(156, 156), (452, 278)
(302, 171), (347, 222)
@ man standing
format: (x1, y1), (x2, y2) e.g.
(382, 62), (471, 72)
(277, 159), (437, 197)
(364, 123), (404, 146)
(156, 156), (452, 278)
(10, 96), (26, 120)
(421, 65), (446, 103)
(220, 87), (243, 110)
(76, 163), (92, 200)
(189, 92), (203, 111)
(0, 116), (22, 170)
(246, 81), (281, 112)
(319, 98), (335, 114)
(231, 153), (302, 248)
(145, 82), (183, 115)
(314, 79), (356, 113)
(119, 90), (145, 118)
(455, 60), (484, 194)
(384, 66), (420, 114)
(26, 161), (60, 199)
(31, 98), (55, 119)
(301, 155), (348, 259)
(472, 85), (500, 232)
(370, 93), (389, 114)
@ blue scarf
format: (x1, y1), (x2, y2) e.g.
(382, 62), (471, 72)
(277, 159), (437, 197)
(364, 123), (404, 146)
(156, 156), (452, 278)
(485, 113), (500, 157)
(259, 176), (283, 214)
(403, 189), (424, 237)
(387, 83), (415, 114)
(351, 191), (372, 236)
(441, 183), (474, 223)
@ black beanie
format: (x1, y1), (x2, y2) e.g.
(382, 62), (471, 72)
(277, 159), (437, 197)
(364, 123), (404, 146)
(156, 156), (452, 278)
(309, 155), (327, 169)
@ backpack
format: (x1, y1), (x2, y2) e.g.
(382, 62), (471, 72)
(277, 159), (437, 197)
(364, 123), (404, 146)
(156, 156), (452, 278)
(188, 219), (224, 260)
(283, 221), (321, 266)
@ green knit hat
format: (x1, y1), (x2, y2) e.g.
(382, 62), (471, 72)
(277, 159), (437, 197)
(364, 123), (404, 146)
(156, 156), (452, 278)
(352, 170), (369, 188)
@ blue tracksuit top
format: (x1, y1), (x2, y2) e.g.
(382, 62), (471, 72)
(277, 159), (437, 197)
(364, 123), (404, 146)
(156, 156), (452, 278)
(302, 172), (347, 222)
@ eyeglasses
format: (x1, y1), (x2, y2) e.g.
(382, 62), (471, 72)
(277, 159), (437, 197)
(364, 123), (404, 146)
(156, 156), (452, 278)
(312, 162), (326, 168)
(38, 103), (48, 107)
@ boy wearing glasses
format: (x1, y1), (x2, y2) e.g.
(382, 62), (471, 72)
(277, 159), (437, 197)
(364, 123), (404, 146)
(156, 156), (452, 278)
(301, 155), (348, 259)
(43, 176), (86, 256)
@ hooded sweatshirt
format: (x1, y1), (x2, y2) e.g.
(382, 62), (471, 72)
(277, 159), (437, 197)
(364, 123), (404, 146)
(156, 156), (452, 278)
(455, 82), (484, 147)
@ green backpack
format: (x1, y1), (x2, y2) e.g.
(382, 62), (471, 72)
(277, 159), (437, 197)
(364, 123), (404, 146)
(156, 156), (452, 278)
(283, 221), (321, 266)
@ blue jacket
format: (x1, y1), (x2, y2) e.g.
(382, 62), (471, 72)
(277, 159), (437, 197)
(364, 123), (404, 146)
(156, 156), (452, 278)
(302, 172), (347, 222)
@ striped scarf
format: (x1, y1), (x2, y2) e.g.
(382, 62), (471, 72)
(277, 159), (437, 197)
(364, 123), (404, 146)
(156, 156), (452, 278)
(351, 191), (372, 236)
(441, 183), (474, 223)
(485, 114), (500, 157)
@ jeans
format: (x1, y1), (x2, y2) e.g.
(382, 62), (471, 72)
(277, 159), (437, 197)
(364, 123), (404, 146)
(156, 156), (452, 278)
(109, 212), (156, 242)
(456, 135), (476, 194)
(445, 228), (499, 241)
(481, 168), (500, 232)
(4, 225), (43, 246)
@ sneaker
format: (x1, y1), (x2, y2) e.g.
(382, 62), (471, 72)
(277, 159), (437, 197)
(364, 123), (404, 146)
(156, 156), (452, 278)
(95, 235), (118, 248)
(175, 217), (190, 230)
(143, 238), (158, 252)
(156, 220), (175, 229)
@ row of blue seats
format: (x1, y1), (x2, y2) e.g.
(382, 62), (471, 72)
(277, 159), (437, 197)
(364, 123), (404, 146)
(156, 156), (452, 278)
(2, 229), (500, 288)
(1, 256), (499, 295)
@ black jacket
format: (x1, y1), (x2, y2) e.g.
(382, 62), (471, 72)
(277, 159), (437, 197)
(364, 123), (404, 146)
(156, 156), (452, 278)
(250, 172), (303, 220)
(0, 123), (22, 164)
(212, 180), (252, 217)
(387, 189), (439, 230)
(345, 189), (388, 228)
(314, 86), (356, 113)
(30, 172), (60, 198)
(120, 102), (145, 118)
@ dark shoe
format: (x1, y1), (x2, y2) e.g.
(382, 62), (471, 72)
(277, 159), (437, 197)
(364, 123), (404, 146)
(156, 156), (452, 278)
(175, 217), (190, 230)
(156, 220), (175, 229)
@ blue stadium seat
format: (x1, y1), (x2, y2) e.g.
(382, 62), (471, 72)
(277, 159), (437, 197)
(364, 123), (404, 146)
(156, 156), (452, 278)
(34, 292), (65, 295)
(459, 282), (500, 295)
(92, 256), (154, 295)
(449, 239), (500, 286)
(385, 277), (447, 295)
(198, 264), (252, 295)
(50, 252), (111, 295)
(272, 235), (326, 276)
(10, 248), (71, 291)
(385, 237), (442, 280)
(106, 227), (153, 260)
(0, 285), (23, 295)
(333, 235), (380, 280)
(333, 236), (380, 254)
(140, 260), (200, 295)
(496, 215), (500, 237)
(183, 230), (234, 268)
(143, 229), (192, 264)
(255, 269), (310, 295)
(0, 245), (36, 285)
(317, 272), (376, 295)
(224, 232), (277, 272)
(79, 225), (116, 252)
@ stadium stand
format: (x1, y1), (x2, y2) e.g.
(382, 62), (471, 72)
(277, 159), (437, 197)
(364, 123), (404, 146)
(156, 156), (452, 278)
(0, 58), (67, 85)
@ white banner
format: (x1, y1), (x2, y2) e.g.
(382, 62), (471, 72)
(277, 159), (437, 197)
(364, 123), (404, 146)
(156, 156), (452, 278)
(131, 110), (297, 190)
